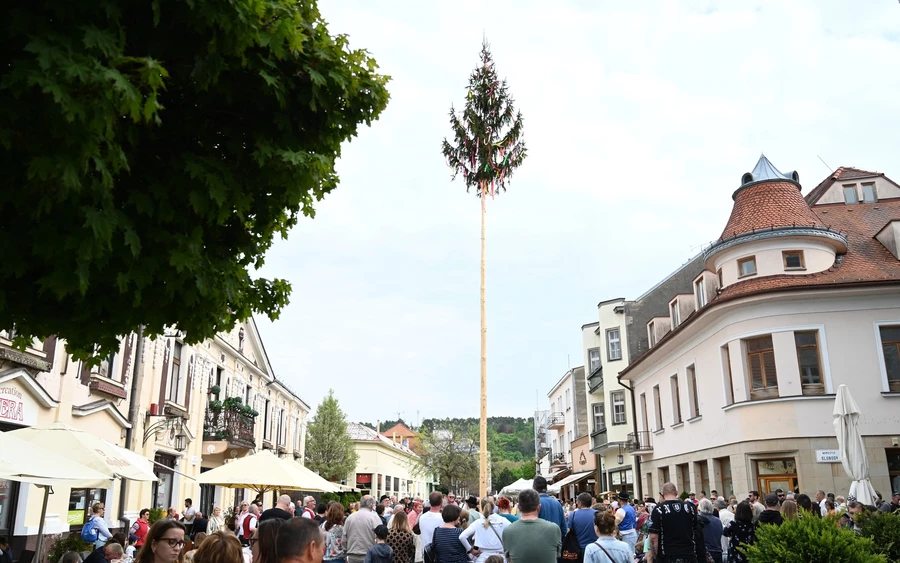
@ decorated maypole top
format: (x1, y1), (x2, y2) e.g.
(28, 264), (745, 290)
(441, 39), (527, 199)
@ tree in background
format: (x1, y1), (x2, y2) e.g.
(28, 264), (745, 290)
(413, 419), (480, 493)
(305, 390), (359, 483)
(440, 39), (527, 498)
(0, 0), (389, 361)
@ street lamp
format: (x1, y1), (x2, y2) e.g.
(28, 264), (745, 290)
(174, 433), (187, 453)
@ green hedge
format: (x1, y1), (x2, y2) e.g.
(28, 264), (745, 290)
(857, 510), (900, 562)
(320, 492), (361, 510)
(47, 534), (93, 563)
(746, 513), (886, 563)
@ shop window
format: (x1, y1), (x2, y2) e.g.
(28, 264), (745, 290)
(0, 480), (19, 536)
(68, 489), (106, 529)
(153, 453), (175, 510)
(887, 449), (900, 496)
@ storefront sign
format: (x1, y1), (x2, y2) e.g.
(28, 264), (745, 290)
(816, 450), (841, 463)
(0, 382), (39, 426)
(356, 473), (372, 484)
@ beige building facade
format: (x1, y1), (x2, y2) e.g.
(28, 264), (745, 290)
(0, 316), (309, 555)
(346, 423), (434, 500)
(619, 157), (900, 501)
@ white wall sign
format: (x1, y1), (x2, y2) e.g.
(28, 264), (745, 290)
(816, 449), (841, 463)
(0, 381), (40, 426)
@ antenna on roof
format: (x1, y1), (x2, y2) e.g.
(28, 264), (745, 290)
(817, 155), (834, 173)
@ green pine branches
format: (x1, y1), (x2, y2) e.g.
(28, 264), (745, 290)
(441, 39), (527, 198)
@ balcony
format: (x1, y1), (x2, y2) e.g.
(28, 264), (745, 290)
(277, 444), (287, 455)
(203, 404), (255, 448)
(590, 426), (608, 451)
(548, 412), (565, 429)
(627, 431), (653, 453)
(587, 365), (604, 394)
(293, 449), (302, 460)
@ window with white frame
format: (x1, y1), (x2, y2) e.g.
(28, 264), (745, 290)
(567, 430), (573, 452)
(588, 348), (601, 373)
(565, 388), (571, 411)
(653, 385), (662, 431)
(695, 279), (707, 308)
(166, 342), (185, 404)
(795, 331), (824, 395)
(862, 183), (877, 203)
(640, 393), (649, 432)
(879, 325), (900, 392)
(687, 365), (700, 418)
(843, 184), (859, 204)
(745, 335), (778, 399)
(593, 403), (605, 431)
(98, 352), (117, 381)
(670, 374), (682, 424)
(607, 328), (622, 361)
(648, 321), (657, 347)
(671, 302), (681, 327)
(611, 391), (626, 425)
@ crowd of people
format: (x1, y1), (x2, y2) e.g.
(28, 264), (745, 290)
(59, 481), (899, 563)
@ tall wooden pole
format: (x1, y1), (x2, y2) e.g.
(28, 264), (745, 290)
(479, 190), (488, 499)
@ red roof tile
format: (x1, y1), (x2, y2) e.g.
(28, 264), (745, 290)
(620, 198), (900, 380)
(719, 181), (825, 240)
(805, 166), (883, 205)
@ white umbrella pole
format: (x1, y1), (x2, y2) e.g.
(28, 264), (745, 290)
(34, 485), (51, 563)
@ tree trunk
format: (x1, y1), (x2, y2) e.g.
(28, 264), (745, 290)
(480, 191), (488, 499)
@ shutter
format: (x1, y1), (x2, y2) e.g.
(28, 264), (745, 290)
(763, 351), (778, 387)
(42, 336), (58, 369)
(749, 355), (763, 389)
(120, 334), (134, 384)
(184, 354), (194, 412)
(159, 339), (171, 407)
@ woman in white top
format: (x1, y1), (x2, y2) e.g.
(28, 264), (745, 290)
(207, 507), (225, 534)
(458, 501), (508, 563)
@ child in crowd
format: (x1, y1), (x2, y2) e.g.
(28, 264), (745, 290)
(364, 525), (393, 563)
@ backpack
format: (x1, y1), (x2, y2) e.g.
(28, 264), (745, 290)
(81, 516), (99, 543)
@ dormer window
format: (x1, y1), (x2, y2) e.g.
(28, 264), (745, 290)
(738, 256), (757, 278)
(862, 183), (877, 203)
(843, 184), (859, 204)
(694, 278), (707, 308)
(648, 321), (657, 347)
(717, 268), (723, 288)
(782, 251), (805, 270)
(670, 302), (680, 327)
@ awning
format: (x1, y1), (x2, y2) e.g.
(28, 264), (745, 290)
(544, 468), (569, 482)
(549, 471), (593, 492)
(11, 422), (159, 486)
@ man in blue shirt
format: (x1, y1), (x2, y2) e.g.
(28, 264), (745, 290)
(567, 493), (598, 563)
(533, 476), (567, 553)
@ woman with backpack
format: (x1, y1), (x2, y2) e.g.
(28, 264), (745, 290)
(83, 503), (114, 548)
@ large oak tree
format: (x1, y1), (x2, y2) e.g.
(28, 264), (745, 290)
(0, 0), (390, 360)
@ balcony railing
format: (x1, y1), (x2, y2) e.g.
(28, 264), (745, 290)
(591, 426), (608, 450)
(204, 405), (255, 448)
(547, 412), (565, 429)
(627, 431), (653, 453)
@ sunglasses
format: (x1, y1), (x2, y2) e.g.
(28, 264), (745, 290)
(159, 539), (185, 548)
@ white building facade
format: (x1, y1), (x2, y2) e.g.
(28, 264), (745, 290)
(619, 157), (900, 500)
(582, 298), (636, 496)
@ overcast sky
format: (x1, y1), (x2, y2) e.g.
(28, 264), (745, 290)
(256, 0), (900, 423)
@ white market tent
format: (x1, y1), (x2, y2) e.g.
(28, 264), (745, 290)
(499, 478), (533, 496)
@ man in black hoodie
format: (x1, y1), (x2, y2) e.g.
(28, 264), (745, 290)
(755, 494), (784, 528)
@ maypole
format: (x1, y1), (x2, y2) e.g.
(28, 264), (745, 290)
(442, 39), (527, 498)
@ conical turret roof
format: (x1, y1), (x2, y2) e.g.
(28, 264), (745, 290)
(719, 156), (824, 241)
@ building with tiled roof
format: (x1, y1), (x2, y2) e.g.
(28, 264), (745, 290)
(615, 155), (900, 503)
(345, 422), (435, 499)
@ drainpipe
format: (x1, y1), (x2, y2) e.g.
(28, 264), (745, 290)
(119, 326), (145, 526)
(616, 374), (641, 501)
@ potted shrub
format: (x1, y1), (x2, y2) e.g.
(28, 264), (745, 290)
(210, 385), (221, 396)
